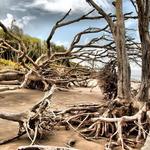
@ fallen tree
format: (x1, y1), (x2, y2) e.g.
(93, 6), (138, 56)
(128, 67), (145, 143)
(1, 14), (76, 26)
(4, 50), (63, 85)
(0, 10), (99, 91)
(0, 84), (149, 150)
(0, 3), (141, 92)
(0, 84), (57, 145)
(0, 70), (24, 81)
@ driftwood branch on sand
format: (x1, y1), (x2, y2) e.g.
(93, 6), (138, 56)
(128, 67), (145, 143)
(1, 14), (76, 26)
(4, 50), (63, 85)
(0, 86), (150, 150)
(18, 145), (78, 150)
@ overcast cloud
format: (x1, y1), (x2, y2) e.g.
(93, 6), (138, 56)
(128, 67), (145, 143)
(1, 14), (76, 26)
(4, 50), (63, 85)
(1, 13), (36, 28)
(0, 0), (114, 40)
(25, 0), (113, 13)
(0, 0), (137, 43)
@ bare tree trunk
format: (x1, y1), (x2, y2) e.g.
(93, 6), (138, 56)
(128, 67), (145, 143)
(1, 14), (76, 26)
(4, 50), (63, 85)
(86, 0), (131, 100)
(136, 0), (150, 102)
(115, 0), (131, 100)
(137, 37), (150, 102)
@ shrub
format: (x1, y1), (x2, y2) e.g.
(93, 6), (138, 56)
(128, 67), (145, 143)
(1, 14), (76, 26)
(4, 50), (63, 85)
(0, 58), (22, 70)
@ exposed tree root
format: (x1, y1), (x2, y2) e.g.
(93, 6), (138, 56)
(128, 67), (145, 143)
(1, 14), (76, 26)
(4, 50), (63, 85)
(0, 89), (150, 149)
(65, 101), (149, 149)
(141, 111), (150, 150)
(0, 84), (57, 145)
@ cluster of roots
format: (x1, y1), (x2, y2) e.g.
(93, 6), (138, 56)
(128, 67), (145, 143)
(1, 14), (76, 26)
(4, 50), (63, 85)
(65, 101), (149, 149)
(98, 60), (117, 100)
(0, 85), (149, 150)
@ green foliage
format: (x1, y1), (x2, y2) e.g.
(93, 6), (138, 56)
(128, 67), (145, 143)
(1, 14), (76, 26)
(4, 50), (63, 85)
(51, 43), (66, 53)
(0, 29), (5, 37)
(22, 34), (40, 44)
(22, 34), (46, 60)
(0, 58), (22, 70)
(0, 28), (46, 60)
(0, 28), (67, 61)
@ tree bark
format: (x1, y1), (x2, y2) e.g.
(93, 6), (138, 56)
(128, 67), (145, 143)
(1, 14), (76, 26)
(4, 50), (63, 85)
(86, 0), (131, 100)
(115, 0), (131, 100)
(0, 72), (24, 81)
(136, 0), (150, 102)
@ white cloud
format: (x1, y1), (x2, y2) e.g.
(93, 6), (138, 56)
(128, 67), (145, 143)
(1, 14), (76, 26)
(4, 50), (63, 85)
(1, 14), (36, 29)
(1, 14), (14, 28)
(21, 16), (36, 26)
(55, 40), (69, 48)
(26, 0), (113, 14)
(10, 6), (26, 12)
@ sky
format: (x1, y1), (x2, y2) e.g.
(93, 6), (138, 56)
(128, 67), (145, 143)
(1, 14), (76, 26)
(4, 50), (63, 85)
(0, 0), (138, 45)
(0, 0), (112, 45)
(0, 0), (141, 80)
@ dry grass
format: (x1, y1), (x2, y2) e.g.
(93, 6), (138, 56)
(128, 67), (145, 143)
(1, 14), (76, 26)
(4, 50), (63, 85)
(0, 58), (22, 70)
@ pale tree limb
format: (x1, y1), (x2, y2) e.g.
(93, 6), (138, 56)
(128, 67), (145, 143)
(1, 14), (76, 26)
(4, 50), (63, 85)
(0, 84), (56, 145)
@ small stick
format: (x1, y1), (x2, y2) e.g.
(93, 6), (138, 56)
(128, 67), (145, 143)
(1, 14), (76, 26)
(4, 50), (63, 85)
(0, 131), (26, 145)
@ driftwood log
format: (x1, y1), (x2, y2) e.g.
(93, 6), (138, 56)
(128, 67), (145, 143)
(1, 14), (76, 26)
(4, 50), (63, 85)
(17, 145), (78, 150)
(0, 80), (21, 85)
(0, 84), (56, 145)
(0, 71), (24, 81)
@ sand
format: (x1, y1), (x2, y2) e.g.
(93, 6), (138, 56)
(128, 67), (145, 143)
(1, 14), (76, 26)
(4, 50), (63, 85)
(0, 86), (106, 150)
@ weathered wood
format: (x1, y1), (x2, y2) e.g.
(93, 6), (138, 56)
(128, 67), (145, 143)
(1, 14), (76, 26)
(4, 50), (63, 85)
(141, 111), (150, 150)
(115, 0), (131, 100)
(0, 72), (24, 81)
(0, 84), (56, 145)
(0, 86), (20, 92)
(18, 145), (78, 150)
(86, 0), (131, 100)
(136, 0), (150, 102)
(0, 87), (9, 92)
(0, 111), (31, 123)
(0, 80), (20, 85)
(141, 131), (150, 150)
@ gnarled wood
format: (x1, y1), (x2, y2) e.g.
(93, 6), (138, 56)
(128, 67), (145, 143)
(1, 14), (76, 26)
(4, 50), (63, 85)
(0, 72), (24, 81)
(18, 145), (78, 150)
(86, 0), (131, 100)
(136, 0), (150, 102)
(0, 84), (56, 145)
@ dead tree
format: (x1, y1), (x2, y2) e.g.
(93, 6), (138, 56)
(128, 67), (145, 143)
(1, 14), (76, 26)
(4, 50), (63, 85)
(0, 6), (143, 92)
(0, 26), (89, 90)
(135, 0), (150, 102)
(0, 85), (149, 149)
(131, 0), (150, 149)
(86, 0), (131, 100)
